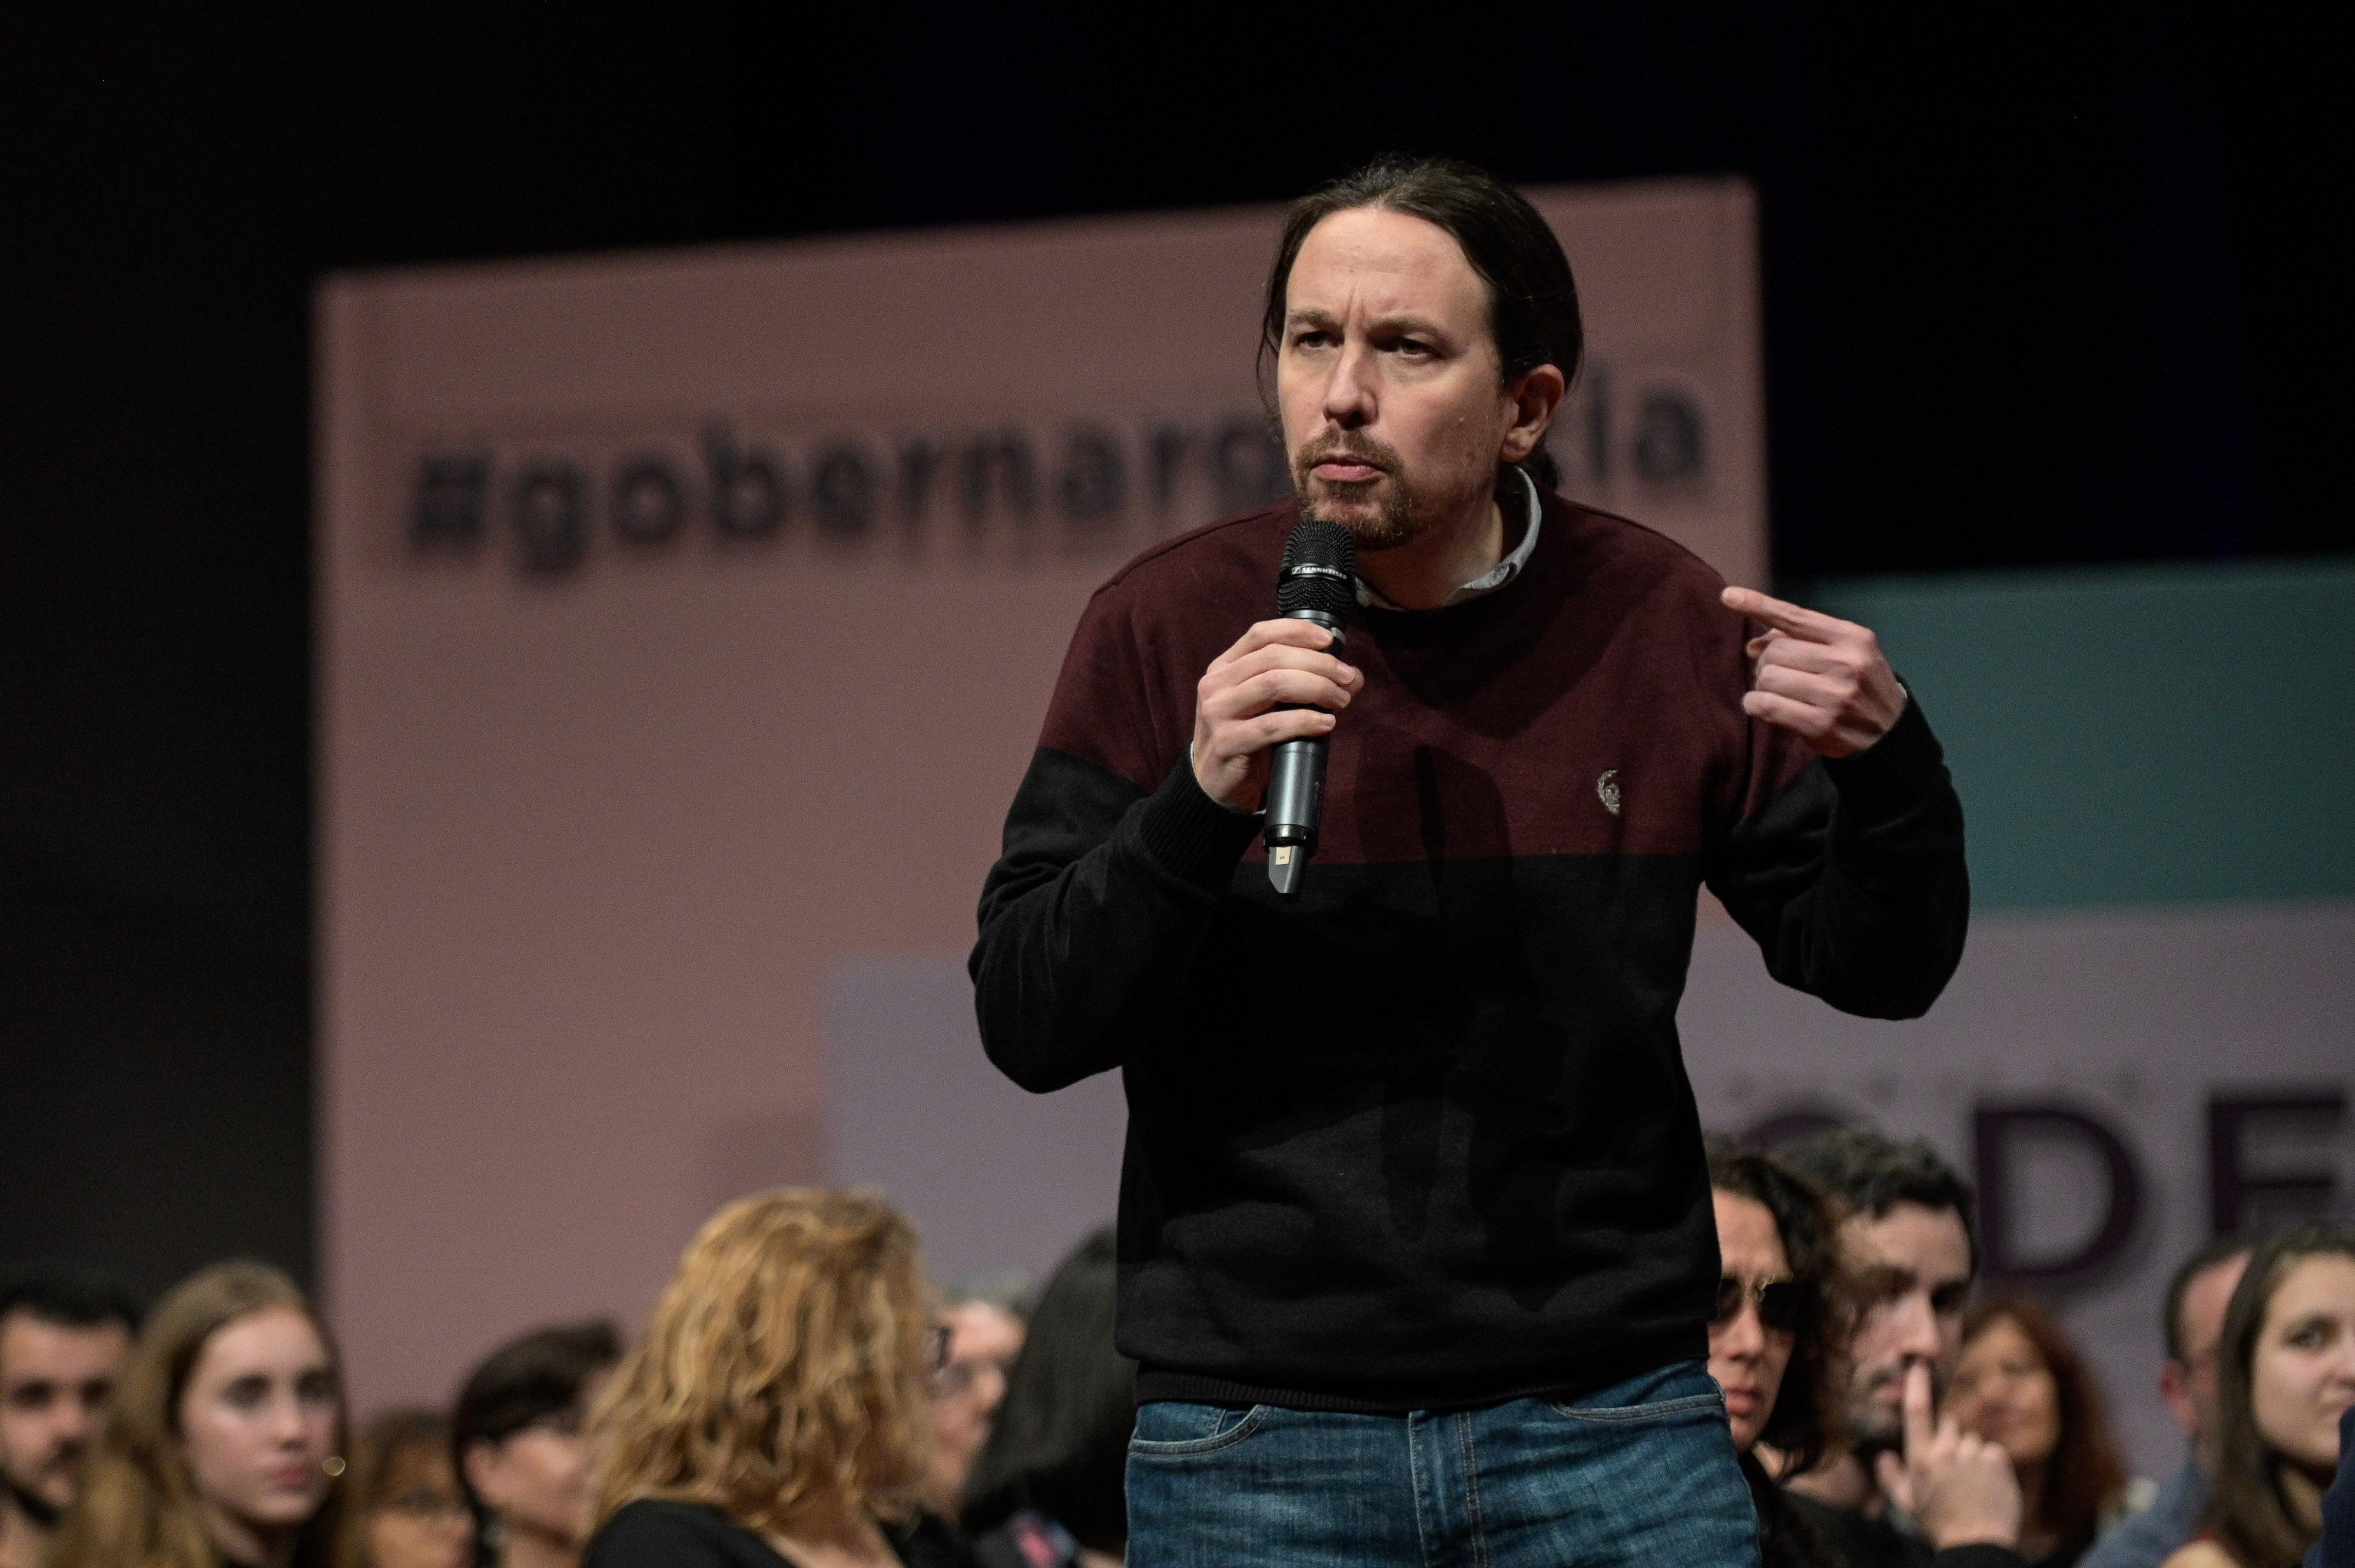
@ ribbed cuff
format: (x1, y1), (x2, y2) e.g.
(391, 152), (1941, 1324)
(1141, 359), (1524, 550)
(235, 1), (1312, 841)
(1135, 760), (1262, 891)
(1822, 683), (1946, 825)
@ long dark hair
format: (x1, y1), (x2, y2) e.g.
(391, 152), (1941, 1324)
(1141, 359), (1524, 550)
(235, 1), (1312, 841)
(960, 1228), (1132, 1556)
(2203, 1223), (2355, 1568)
(1957, 1294), (2128, 1564)
(1258, 155), (1583, 490)
(1709, 1147), (1845, 1476)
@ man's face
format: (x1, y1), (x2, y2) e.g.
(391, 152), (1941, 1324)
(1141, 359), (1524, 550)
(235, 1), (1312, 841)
(2160, 1250), (2250, 1456)
(1276, 206), (1525, 553)
(0, 1311), (132, 1521)
(1839, 1202), (1975, 1450)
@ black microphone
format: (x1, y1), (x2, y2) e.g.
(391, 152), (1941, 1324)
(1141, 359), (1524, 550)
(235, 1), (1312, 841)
(1264, 519), (1357, 897)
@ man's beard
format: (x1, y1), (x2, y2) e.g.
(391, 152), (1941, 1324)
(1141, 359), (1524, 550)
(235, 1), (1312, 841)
(1292, 434), (1418, 552)
(3, 1465), (69, 1529)
(1843, 1357), (1926, 1460)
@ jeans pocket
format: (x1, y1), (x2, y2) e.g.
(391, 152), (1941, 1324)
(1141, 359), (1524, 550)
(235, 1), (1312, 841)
(1127, 1400), (1269, 1456)
(1542, 1389), (1726, 1423)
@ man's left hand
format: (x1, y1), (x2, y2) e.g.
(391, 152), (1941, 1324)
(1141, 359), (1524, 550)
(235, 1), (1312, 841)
(1721, 585), (1907, 758)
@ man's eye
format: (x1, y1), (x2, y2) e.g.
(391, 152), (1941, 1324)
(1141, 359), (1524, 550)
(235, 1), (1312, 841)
(1394, 339), (1431, 356)
(1292, 331), (1330, 349)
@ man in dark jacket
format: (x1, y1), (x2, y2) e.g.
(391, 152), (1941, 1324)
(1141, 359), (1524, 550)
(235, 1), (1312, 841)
(970, 155), (1971, 1567)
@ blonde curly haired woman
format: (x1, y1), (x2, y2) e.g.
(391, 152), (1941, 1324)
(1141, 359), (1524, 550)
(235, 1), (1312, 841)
(582, 1189), (974, 1568)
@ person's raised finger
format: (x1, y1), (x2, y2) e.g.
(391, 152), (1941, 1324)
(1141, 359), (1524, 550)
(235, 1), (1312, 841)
(1722, 585), (1848, 643)
(1902, 1363), (1937, 1459)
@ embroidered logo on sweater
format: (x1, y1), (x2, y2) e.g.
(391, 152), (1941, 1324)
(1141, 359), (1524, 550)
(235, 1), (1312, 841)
(1597, 770), (1622, 816)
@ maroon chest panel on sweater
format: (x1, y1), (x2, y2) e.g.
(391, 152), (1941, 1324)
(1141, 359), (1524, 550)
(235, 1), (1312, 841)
(1040, 493), (1797, 866)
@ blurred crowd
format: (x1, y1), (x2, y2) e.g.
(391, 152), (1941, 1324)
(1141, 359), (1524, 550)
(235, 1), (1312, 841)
(2, 1129), (2347, 1568)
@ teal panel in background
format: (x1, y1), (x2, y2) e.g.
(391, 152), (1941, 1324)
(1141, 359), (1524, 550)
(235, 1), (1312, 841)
(1806, 558), (2355, 910)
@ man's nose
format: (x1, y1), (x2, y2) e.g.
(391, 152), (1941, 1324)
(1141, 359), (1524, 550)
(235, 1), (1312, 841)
(1892, 1292), (1942, 1360)
(1718, 1302), (1766, 1361)
(52, 1401), (97, 1446)
(1322, 342), (1375, 428)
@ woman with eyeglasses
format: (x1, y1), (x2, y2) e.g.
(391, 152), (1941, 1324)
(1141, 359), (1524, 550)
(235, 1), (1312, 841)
(336, 1410), (474, 1568)
(1708, 1149), (1846, 1568)
(1948, 1295), (2134, 1567)
(52, 1261), (344, 1568)
(582, 1188), (978, 1568)
(453, 1321), (620, 1568)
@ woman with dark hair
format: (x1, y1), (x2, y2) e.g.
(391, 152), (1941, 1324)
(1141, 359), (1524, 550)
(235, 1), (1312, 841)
(51, 1261), (344, 1568)
(1950, 1295), (2132, 1567)
(1709, 1148), (1846, 1568)
(336, 1410), (472, 1568)
(2161, 1224), (2355, 1568)
(960, 1228), (1130, 1568)
(453, 1322), (620, 1568)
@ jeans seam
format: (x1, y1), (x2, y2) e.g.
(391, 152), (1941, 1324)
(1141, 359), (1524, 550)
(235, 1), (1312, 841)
(1457, 1411), (1488, 1568)
(1408, 1412), (1435, 1566)
(1543, 1391), (1724, 1423)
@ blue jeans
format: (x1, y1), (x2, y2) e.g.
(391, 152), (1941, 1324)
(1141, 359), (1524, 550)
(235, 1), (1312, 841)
(1126, 1360), (1759, 1567)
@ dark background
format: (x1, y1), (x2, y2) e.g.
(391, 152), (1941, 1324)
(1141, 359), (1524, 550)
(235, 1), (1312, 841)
(3, 5), (2347, 1303)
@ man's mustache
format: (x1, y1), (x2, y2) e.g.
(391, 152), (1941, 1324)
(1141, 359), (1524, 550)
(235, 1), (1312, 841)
(1295, 438), (1401, 475)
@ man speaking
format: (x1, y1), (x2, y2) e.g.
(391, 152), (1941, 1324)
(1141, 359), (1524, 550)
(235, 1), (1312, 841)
(970, 157), (1969, 1567)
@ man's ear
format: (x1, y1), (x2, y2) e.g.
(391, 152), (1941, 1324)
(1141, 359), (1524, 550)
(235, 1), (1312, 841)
(462, 1438), (505, 1511)
(1500, 364), (1567, 463)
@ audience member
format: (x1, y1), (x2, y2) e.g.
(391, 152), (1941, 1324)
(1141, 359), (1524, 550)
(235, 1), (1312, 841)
(2307, 1406), (2353, 1568)
(2161, 1225), (2355, 1568)
(1780, 1126), (2026, 1566)
(453, 1321), (620, 1568)
(582, 1188), (977, 1568)
(1951, 1295), (2133, 1566)
(0, 1268), (137, 1568)
(924, 1280), (1029, 1522)
(52, 1260), (343, 1568)
(336, 1410), (472, 1568)
(2084, 1238), (2257, 1568)
(961, 1228), (1130, 1568)
(1707, 1149), (1846, 1568)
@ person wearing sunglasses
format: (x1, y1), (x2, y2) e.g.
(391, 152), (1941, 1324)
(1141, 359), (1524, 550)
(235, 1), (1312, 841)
(1710, 1148), (1849, 1568)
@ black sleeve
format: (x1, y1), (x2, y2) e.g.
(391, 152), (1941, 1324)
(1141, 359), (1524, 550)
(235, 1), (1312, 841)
(1706, 694), (1971, 1020)
(968, 749), (1260, 1093)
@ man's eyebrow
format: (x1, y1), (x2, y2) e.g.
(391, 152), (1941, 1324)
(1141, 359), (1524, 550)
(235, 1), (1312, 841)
(1282, 308), (1452, 340)
(1365, 313), (1450, 340)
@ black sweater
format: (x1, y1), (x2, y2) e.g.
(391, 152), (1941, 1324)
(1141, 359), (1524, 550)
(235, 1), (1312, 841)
(970, 491), (1969, 1411)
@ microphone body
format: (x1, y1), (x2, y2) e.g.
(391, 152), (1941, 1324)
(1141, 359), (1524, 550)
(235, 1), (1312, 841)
(1265, 521), (1357, 897)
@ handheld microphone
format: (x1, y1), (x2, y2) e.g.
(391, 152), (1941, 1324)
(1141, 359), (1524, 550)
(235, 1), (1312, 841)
(1264, 519), (1356, 897)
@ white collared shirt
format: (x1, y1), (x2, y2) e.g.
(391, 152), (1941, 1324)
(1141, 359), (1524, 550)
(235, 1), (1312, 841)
(1354, 467), (1544, 612)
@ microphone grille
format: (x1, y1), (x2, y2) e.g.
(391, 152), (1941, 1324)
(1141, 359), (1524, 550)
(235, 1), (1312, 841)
(1277, 519), (1358, 621)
